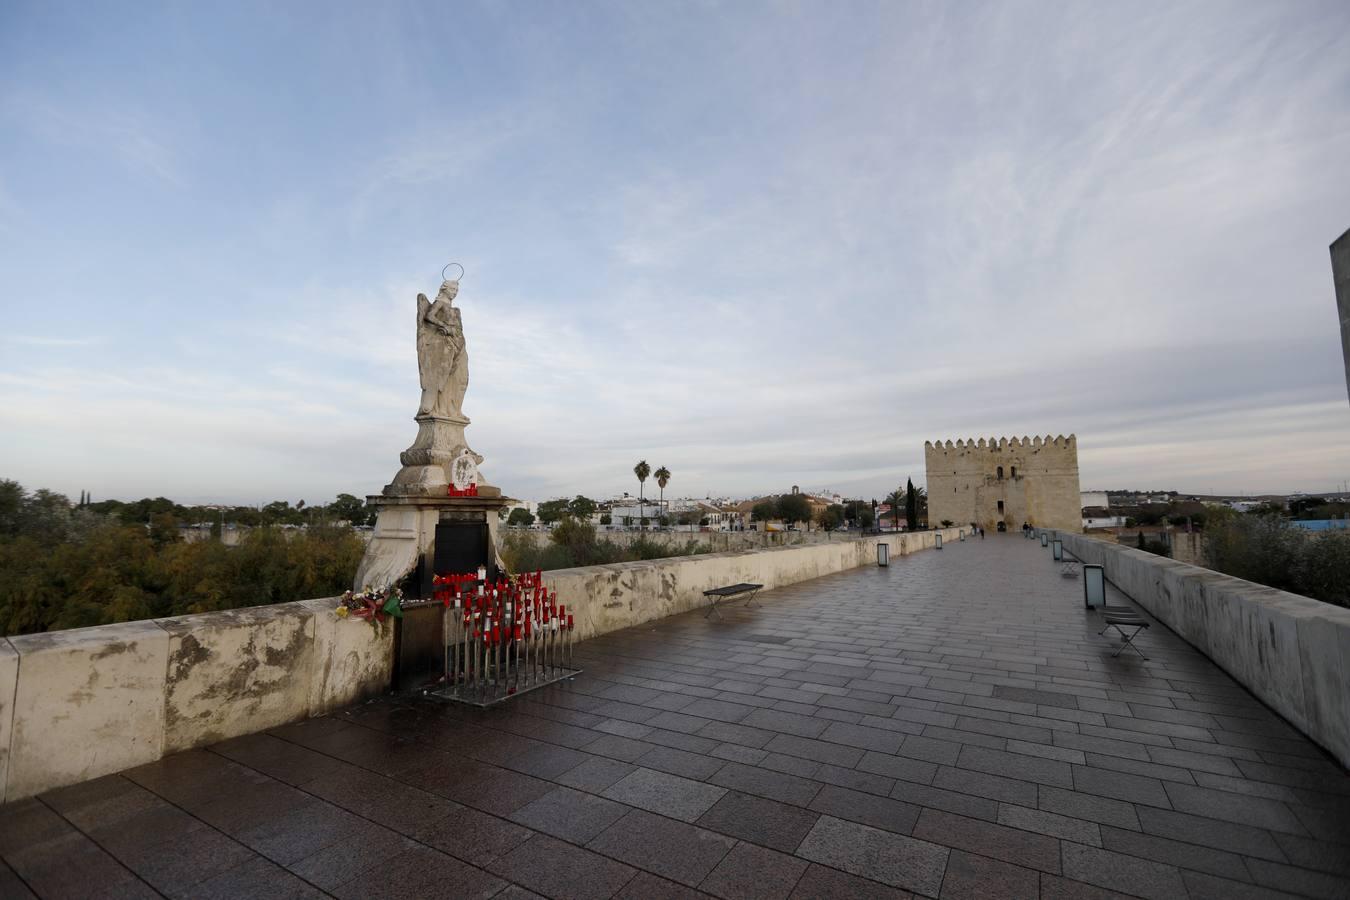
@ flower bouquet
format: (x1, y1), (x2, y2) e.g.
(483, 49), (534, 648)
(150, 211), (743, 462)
(336, 586), (404, 637)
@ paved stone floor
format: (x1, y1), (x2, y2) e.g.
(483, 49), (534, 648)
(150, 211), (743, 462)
(2, 536), (1348, 899)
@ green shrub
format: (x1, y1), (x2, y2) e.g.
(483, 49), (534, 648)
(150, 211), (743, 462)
(1204, 517), (1348, 608)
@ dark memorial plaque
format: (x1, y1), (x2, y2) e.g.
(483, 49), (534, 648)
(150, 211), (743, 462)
(431, 519), (491, 588)
(394, 515), (498, 691)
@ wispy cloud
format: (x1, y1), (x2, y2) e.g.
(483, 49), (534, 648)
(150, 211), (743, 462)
(2, 93), (185, 186)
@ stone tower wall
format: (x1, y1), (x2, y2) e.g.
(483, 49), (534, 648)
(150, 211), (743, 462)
(925, 435), (1082, 532)
(1332, 226), (1350, 407)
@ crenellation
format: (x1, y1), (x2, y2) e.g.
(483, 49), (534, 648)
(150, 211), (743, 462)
(925, 432), (1081, 532)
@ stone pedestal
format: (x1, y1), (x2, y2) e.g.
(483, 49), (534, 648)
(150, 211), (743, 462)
(354, 492), (509, 595)
(355, 493), (511, 691)
(356, 403), (505, 592)
(386, 413), (482, 496)
(353, 410), (512, 691)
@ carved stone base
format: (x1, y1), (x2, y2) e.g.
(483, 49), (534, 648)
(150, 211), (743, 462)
(352, 495), (511, 593)
(385, 413), (493, 497)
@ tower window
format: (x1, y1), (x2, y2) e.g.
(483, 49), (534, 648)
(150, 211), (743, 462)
(996, 466), (1004, 480)
(997, 500), (1005, 513)
(1011, 466), (1017, 478)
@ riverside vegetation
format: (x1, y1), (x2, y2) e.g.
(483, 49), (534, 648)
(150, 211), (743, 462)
(500, 517), (710, 573)
(1204, 511), (1350, 608)
(0, 479), (365, 636)
(0, 480), (719, 635)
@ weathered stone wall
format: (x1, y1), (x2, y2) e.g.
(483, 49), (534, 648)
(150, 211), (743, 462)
(926, 435), (1082, 533)
(0, 598), (392, 803)
(541, 528), (962, 643)
(1056, 530), (1350, 769)
(507, 528), (838, 553)
(0, 528), (959, 802)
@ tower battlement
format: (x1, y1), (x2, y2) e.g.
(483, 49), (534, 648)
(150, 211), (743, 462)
(924, 434), (1081, 532)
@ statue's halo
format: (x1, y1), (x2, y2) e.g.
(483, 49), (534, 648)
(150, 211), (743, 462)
(441, 263), (465, 282)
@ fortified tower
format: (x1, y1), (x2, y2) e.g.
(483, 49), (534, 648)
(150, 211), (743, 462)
(925, 435), (1081, 533)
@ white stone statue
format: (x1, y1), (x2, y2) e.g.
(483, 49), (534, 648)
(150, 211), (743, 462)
(416, 280), (469, 420)
(354, 266), (509, 592)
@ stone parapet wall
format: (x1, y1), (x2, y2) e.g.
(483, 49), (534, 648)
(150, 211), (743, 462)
(0, 598), (393, 803)
(0, 528), (959, 803)
(541, 528), (961, 644)
(1056, 530), (1350, 768)
(509, 528), (839, 552)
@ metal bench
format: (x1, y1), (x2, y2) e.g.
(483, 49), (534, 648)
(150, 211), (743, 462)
(703, 582), (763, 619)
(1099, 606), (1150, 659)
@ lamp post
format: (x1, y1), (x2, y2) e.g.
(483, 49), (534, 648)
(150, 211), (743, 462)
(1084, 564), (1105, 608)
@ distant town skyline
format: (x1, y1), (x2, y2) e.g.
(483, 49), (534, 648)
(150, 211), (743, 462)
(4, 2), (1350, 504)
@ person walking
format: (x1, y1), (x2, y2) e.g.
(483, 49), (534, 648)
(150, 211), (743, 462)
(979, 527), (985, 539)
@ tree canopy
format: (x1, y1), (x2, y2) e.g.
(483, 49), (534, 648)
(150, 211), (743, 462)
(776, 494), (811, 525)
(817, 504), (845, 531)
(750, 500), (777, 522)
(0, 479), (365, 636)
(884, 489), (905, 530)
(536, 498), (571, 525)
(567, 495), (597, 520)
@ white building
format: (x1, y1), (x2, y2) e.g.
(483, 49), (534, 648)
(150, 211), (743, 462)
(1080, 491), (1109, 510)
(1082, 515), (1127, 529)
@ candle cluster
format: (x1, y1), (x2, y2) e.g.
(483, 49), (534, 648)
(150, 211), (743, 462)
(431, 568), (576, 703)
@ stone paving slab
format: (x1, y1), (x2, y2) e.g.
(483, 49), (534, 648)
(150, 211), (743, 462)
(2, 536), (1348, 898)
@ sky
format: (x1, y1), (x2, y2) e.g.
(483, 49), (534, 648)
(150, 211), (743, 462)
(2, 1), (1350, 506)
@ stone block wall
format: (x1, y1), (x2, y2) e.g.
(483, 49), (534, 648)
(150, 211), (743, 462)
(0, 599), (392, 803)
(542, 528), (961, 643)
(926, 435), (1082, 533)
(1056, 530), (1350, 769)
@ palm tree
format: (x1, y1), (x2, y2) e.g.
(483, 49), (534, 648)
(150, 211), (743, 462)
(654, 466), (671, 523)
(634, 460), (651, 530)
(885, 487), (905, 532)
